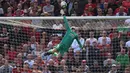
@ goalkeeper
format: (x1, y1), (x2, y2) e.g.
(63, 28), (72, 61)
(44, 16), (83, 56)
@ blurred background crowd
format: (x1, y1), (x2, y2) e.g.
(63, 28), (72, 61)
(0, 0), (130, 16)
(0, 21), (130, 73)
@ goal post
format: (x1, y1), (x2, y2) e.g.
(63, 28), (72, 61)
(0, 16), (130, 73)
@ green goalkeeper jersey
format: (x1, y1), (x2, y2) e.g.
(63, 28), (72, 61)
(54, 16), (83, 55)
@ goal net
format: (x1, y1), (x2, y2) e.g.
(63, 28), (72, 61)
(0, 16), (130, 73)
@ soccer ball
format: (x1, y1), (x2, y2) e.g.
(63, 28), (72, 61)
(60, 1), (67, 9)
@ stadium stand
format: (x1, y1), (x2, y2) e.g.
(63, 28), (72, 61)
(0, 0), (130, 16)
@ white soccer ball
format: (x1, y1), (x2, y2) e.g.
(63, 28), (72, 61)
(60, 1), (67, 8)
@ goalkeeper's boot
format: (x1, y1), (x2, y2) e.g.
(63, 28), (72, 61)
(44, 52), (53, 56)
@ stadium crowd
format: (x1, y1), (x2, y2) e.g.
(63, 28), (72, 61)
(0, 22), (130, 73)
(0, 0), (130, 16)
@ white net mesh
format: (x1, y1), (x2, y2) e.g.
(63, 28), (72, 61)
(0, 16), (130, 73)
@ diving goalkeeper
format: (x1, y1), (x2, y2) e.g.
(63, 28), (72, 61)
(44, 16), (83, 56)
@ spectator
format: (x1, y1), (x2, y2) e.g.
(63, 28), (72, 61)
(35, 56), (44, 70)
(114, 6), (128, 15)
(122, 0), (130, 15)
(24, 54), (34, 68)
(122, 0), (130, 9)
(4, 55), (9, 61)
(0, 28), (9, 54)
(97, 8), (104, 16)
(42, 65), (51, 73)
(9, 26), (27, 46)
(1, 0), (10, 14)
(116, 6), (127, 16)
(108, 0), (118, 11)
(67, 0), (75, 16)
(98, 30), (111, 45)
(106, 8), (113, 16)
(90, 60), (102, 73)
(79, 60), (90, 73)
(73, 50), (81, 68)
(32, 45), (42, 57)
(16, 53), (23, 66)
(100, 0), (105, 9)
(32, 63), (42, 73)
(93, 3), (100, 16)
(102, 2), (109, 15)
(82, 5), (94, 16)
(16, 46), (22, 54)
(12, 63), (22, 73)
(30, 28), (41, 43)
(28, 36), (38, 53)
(53, 0), (61, 16)
(86, 31), (97, 46)
(82, 40), (90, 61)
(116, 49), (129, 72)
(108, 64), (117, 73)
(111, 31), (120, 59)
(58, 59), (67, 73)
(116, 0), (123, 7)
(0, 3), (4, 16)
(125, 64), (130, 72)
(124, 68), (130, 73)
(66, 48), (74, 72)
(3, 44), (9, 55)
(48, 59), (57, 73)
(88, 41), (100, 66)
(127, 47), (130, 58)
(5, 7), (13, 16)
(0, 59), (13, 73)
(22, 44), (29, 61)
(76, 0), (87, 16)
(40, 32), (47, 49)
(62, 66), (69, 73)
(51, 54), (59, 66)
(7, 45), (17, 62)
(84, 0), (96, 12)
(29, 1), (41, 16)
(0, 54), (3, 66)
(43, 0), (54, 16)
(13, 4), (24, 16)
(103, 53), (116, 67)
(62, 52), (68, 61)
(3, 44), (8, 55)
(119, 40), (126, 51)
(116, 62), (122, 73)
(76, 68), (82, 73)
(70, 1), (79, 16)
(21, 63), (32, 73)
(29, 7), (38, 16)
(52, 20), (64, 30)
(125, 39), (130, 48)
(124, 19), (130, 25)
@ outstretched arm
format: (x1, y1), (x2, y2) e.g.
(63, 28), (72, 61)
(63, 16), (71, 31)
(75, 37), (83, 49)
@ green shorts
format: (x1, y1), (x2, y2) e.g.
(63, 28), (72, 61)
(54, 44), (67, 55)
